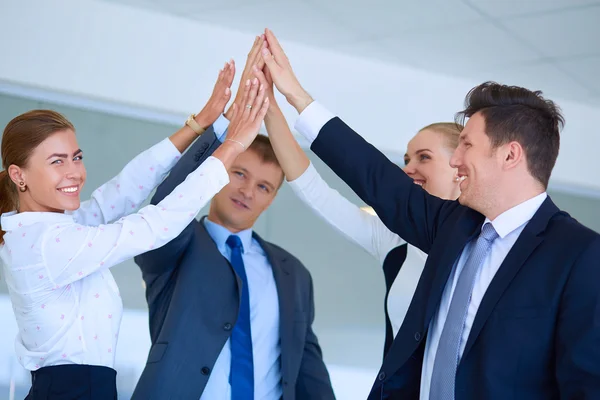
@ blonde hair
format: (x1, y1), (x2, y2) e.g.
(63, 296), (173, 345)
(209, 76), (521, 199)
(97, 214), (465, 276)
(419, 122), (463, 151)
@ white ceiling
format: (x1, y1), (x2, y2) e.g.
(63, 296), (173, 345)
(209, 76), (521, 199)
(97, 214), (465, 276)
(100, 0), (600, 106)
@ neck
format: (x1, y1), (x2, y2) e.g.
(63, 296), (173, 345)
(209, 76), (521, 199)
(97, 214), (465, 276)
(484, 184), (545, 221)
(206, 211), (251, 234)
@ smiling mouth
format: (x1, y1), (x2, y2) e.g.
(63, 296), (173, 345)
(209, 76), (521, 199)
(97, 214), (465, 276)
(231, 198), (249, 209)
(413, 180), (425, 187)
(57, 186), (79, 195)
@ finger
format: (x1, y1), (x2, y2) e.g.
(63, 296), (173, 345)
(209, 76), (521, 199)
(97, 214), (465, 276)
(264, 28), (287, 65)
(255, 40), (267, 70)
(250, 80), (266, 120)
(261, 47), (280, 74)
(243, 78), (260, 118)
(248, 36), (263, 65)
(230, 103), (239, 122)
(221, 87), (232, 106)
(247, 36), (259, 57)
(255, 97), (270, 124)
(238, 78), (252, 114)
(263, 64), (273, 84)
(223, 60), (236, 87)
(252, 65), (268, 88)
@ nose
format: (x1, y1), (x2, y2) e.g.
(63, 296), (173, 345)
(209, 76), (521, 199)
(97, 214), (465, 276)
(449, 148), (461, 169)
(238, 182), (254, 200)
(65, 168), (82, 182)
(403, 160), (417, 176)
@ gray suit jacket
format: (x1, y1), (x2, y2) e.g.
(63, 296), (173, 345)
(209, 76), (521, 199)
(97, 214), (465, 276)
(131, 128), (335, 400)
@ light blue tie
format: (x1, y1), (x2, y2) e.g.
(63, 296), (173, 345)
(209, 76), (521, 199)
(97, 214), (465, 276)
(430, 223), (499, 399)
(226, 235), (254, 400)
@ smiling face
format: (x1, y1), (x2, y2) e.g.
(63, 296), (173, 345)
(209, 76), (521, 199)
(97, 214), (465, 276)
(403, 128), (461, 200)
(10, 129), (86, 213)
(450, 112), (503, 213)
(208, 148), (283, 232)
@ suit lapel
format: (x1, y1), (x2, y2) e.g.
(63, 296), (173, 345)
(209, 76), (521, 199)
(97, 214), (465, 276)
(253, 234), (294, 384)
(462, 197), (560, 358)
(422, 210), (483, 327)
(382, 208), (483, 376)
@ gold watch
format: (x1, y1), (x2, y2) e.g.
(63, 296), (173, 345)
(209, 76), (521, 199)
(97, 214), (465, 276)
(186, 114), (206, 135)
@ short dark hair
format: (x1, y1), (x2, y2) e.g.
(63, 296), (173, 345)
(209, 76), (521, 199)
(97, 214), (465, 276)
(455, 81), (564, 188)
(247, 134), (284, 186)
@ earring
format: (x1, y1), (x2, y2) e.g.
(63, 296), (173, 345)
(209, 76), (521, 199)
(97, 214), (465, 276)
(18, 181), (27, 192)
(453, 176), (461, 182)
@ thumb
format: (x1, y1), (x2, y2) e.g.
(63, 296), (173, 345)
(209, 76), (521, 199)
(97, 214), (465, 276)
(261, 47), (279, 74)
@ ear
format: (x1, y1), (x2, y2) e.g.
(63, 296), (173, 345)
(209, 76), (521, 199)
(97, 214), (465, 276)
(502, 141), (524, 171)
(7, 164), (24, 186)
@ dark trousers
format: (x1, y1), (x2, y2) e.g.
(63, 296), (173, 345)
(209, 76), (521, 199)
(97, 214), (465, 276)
(26, 364), (117, 400)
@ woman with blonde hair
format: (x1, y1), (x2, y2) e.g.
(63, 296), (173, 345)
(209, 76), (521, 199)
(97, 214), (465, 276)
(256, 63), (462, 355)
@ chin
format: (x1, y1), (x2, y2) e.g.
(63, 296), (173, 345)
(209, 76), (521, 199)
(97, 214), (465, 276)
(61, 200), (81, 211)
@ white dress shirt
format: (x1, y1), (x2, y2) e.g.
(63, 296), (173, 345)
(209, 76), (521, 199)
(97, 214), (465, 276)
(201, 219), (282, 400)
(209, 117), (282, 399)
(288, 162), (425, 337)
(293, 101), (547, 399)
(0, 138), (229, 371)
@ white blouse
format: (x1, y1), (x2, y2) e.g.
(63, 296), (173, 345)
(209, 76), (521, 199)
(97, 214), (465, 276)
(288, 162), (426, 337)
(0, 138), (229, 371)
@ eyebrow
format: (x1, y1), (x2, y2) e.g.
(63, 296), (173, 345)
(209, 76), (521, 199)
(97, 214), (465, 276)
(415, 149), (432, 154)
(46, 149), (82, 160)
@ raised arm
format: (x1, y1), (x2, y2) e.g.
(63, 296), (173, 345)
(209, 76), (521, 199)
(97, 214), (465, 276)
(39, 78), (270, 288)
(260, 28), (457, 252)
(73, 63), (236, 226)
(258, 67), (404, 263)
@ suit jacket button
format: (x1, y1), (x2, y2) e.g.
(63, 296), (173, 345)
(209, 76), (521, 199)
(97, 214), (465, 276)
(201, 367), (210, 375)
(414, 332), (422, 341)
(223, 323), (232, 331)
(378, 371), (386, 381)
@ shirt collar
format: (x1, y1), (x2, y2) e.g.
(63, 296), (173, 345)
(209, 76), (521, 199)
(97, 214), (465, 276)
(1, 210), (74, 231)
(484, 192), (547, 239)
(203, 218), (253, 254)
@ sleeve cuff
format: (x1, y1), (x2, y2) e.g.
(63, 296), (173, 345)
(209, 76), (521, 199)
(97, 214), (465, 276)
(293, 101), (336, 145)
(213, 114), (230, 142)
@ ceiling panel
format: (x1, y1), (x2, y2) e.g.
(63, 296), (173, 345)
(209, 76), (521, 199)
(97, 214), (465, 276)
(467, 0), (600, 18)
(468, 62), (595, 101)
(555, 56), (600, 93)
(184, 1), (362, 47)
(102, 0), (271, 15)
(303, 0), (482, 39)
(501, 5), (600, 59)
(372, 21), (542, 76)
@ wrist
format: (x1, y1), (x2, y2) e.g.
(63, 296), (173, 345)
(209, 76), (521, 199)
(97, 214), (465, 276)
(213, 140), (244, 167)
(193, 114), (212, 131)
(287, 89), (313, 114)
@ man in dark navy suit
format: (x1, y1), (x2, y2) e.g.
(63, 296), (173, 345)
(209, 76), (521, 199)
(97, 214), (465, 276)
(258, 28), (600, 400)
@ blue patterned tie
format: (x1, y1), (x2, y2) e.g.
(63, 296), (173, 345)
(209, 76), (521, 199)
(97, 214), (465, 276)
(430, 223), (499, 399)
(226, 235), (254, 399)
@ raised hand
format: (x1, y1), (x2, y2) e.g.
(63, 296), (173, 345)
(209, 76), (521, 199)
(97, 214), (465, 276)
(195, 61), (236, 128)
(225, 78), (269, 150)
(224, 35), (268, 120)
(261, 28), (313, 113)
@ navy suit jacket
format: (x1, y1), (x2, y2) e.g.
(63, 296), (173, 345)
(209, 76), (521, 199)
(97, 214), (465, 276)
(131, 128), (335, 400)
(310, 117), (600, 400)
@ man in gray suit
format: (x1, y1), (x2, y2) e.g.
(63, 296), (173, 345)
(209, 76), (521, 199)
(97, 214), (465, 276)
(132, 36), (334, 400)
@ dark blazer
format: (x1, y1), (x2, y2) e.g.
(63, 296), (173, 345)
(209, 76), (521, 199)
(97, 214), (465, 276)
(131, 128), (335, 400)
(310, 117), (600, 400)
